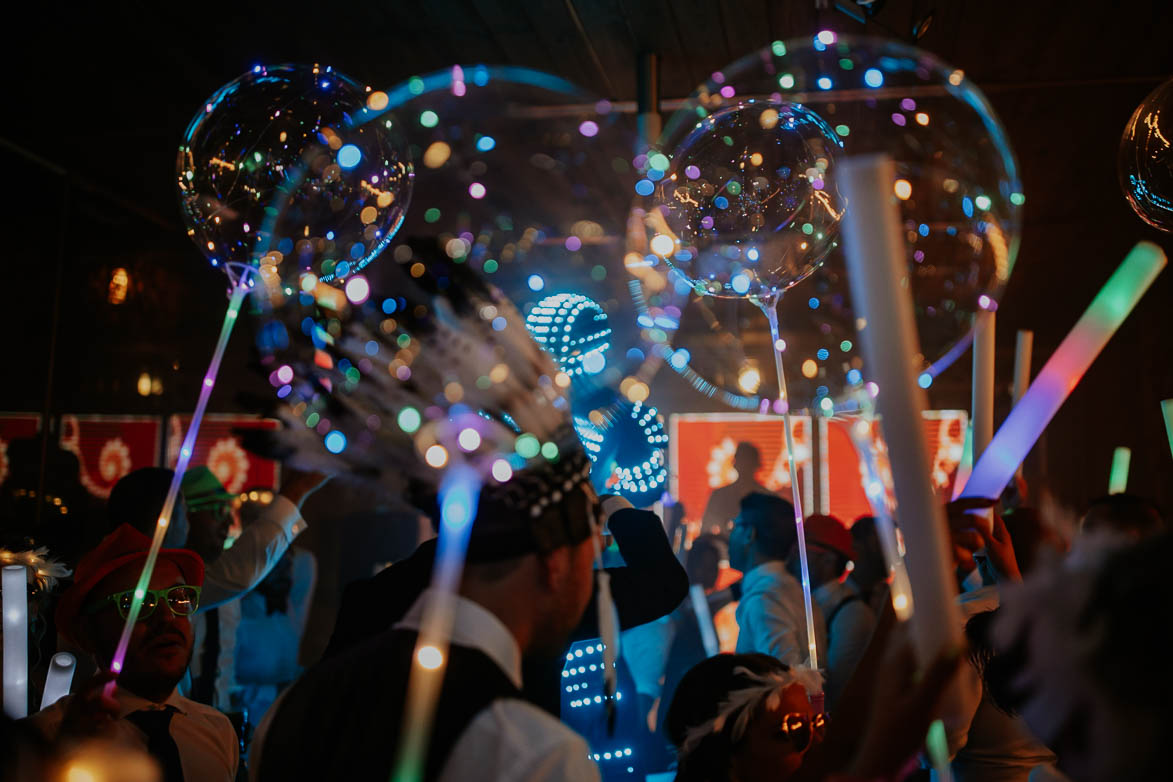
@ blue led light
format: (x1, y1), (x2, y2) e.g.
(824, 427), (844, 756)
(817, 348), (830, 360)
(527, 274), (545, 291)
(337, 144), (362, 169)
(324, 431), (347, 453)
(847, 368), (862, 385)
(808, 297), (820, 309)
(817, 76), (833, 90)
(918, 372), (934, 389)
(634, 179), (654, 196)
(864, 68), (884, 88)
(476, 135), (496, 152)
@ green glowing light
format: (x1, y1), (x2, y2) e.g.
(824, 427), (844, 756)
(771, 41), (787, 56)
(1108, 446), (1131, 494)
(397, 407), (421, 434)
(516, 434), (540, 459)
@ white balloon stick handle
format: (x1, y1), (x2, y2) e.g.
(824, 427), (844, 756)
(764, 303), (820, 675)
(40, 652), (76, 710)
(839, 154), (962, 663)
(3, 565), (28, 717)
(960, 242), (1166, 501)
(1011, 330), (1033, 480)
(972, 310), (996, 465)
(689, 584), (720, 658)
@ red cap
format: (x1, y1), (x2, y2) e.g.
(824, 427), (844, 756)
(804, 514), (856, 561)
(56, 524), (204, 645)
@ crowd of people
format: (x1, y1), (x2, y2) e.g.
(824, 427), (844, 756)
(0, 435), (1169, 782)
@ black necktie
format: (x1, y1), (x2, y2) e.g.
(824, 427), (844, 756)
(126, 706), (185, 782)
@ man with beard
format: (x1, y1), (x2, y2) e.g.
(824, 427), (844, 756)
(25, 524), (238, 781)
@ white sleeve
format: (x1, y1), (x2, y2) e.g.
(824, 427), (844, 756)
(200, 495), (306, 609)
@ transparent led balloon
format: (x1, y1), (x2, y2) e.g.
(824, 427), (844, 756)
(1119, 76), (1173, 233)
(633, 35), (1022, 412)
(177, 64), (412, 284)
(364, 65), (680, 395)
(649, 100), (844, 298)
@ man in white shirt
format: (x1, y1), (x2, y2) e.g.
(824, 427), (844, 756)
(729, 492), (826, 668)
(26, 524), (238, 781)
(252, 450), (603, 782)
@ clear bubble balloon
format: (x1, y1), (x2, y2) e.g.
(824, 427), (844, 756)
(633, 35), (1022, 411)
(1119, 76), (1173, 232)
(648, 100), (845, 298)
(177, 64), (412, 284)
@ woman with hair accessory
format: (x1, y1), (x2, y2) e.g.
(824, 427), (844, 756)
(664, 603), (963, 782)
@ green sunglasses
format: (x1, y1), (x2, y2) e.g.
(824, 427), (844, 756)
(83, 585), (202, 621)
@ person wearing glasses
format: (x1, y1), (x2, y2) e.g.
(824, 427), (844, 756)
(23, 523), (238, 782)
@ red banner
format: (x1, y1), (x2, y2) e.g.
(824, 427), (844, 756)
(166, 415), (282, 493)
(669, 413), (815, 536)
(822, 410), (967, 523)
(59, 415), (163, 499)
(0, 413), (42, 489)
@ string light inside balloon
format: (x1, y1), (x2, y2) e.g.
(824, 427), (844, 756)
(525, 293), (612, 377)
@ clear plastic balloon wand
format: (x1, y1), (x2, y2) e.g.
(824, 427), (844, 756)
(758, 296), (820, 686)
(104, 271), (252, 695)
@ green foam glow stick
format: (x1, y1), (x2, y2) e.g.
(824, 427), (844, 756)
(1162, 399), (1173, 462)
(1109, 447), (1131, 494)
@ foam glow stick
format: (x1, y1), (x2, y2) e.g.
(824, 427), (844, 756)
(393, 467), (480, 782)
(950, 423), (974, 501)
(1012, 331), (1033, 480)
(1109, 447), (1131, 494)
(959, 242), (1166, 500)
(761, 301), (820, 674)
(689, 584), (720, 658)
(1162, 399), (1173, 461)
(972, 310), (996, 465)
(40, 652), (76, 709)
(105, 279), (251, 694)
(839, 155), (962, 662)
(3, 565), (28, 717)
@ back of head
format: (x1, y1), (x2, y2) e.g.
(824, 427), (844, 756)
(1079, 494), (1165, 539)
(733, 441), (762, 474)
(739, 492), (796, 561)
(107, 468), (176, 537)
(687, 534), (727, 588)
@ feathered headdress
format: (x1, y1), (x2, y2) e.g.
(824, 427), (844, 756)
(679, 663), (824, 759)
(251, 235), (594, 553)
(0, 546), (72, 594)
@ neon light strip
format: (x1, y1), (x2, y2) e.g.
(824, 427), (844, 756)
(1109, 447), (1131, 495)
(921, 330), (974, 383)
(3, 565), (28, 717)
(393, 467), (480, 782)
(959, 242), (1166, 500)
(105, 280), (250, 691)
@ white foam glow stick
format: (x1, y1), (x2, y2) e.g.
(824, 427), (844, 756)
(689, 584), (720, 658)
(40, 652), (76, 709)
(972, 310), (996, 465)
(1012, 331), (1033, 480)
(3, 565), (28, 717)
(959, 242), (1166, 500)
(839, 155), (962, 662)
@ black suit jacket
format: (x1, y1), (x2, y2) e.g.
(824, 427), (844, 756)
(322, 507), (689, 713)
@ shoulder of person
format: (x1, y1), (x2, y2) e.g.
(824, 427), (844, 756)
(449, 697), (597, 779)
(176, 695), (235, 732)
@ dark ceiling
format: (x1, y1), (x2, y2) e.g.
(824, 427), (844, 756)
(4, 0), (1173, 512)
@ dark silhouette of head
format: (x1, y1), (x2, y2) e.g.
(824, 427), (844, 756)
(730, 493), (796, 572)
(733, 442), (762, 482)
(1079, 494), (1164, 540)
(107, 468), (189, 546)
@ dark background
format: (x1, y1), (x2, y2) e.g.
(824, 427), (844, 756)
(3, 0), (1172, 516)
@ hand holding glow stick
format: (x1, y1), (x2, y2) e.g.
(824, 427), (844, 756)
(960, 242), (1166, 500)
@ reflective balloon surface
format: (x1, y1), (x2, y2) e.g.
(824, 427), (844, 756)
(635, 35), (1022, 412)
(177, 64), (412, 283)
(1120, 76), (1173, 232)
(649, 101), (844, 298)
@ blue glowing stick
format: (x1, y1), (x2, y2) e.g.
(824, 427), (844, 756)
(959, 242), (1166, 499)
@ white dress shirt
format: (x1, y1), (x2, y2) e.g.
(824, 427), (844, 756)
(735, 561), (827, 668)
(394, 589), (601, 782)
(27, 685), (238, 781)
(201, 495), (307, 610)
